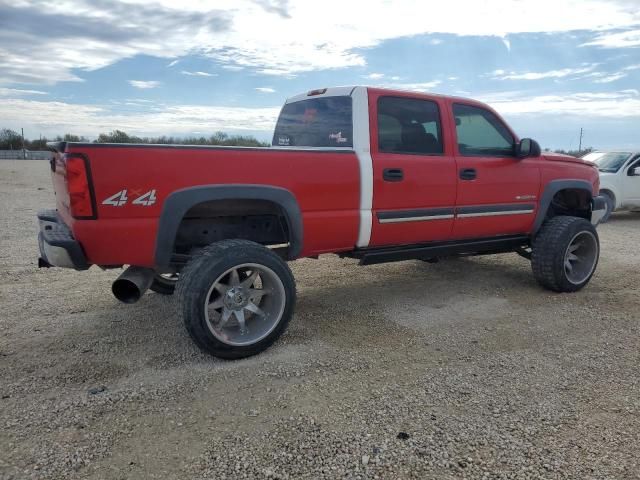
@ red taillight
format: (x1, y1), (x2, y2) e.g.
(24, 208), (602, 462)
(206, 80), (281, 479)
(65, 154), (95, 218)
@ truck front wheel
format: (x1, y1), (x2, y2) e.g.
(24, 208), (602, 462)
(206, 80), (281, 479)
(176, 240), (296, 359)
(531, 216), (599, 292)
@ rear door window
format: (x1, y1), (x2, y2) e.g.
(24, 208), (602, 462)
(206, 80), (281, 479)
(377, 96), (444, 155)
(272, 96), (353, 148)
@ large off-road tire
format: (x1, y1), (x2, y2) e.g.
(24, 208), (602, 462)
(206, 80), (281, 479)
(600, 191), (615, 223)
(176, 240), (296, 359)
(531, 216), (599, 293)
(150, 273), (178, 295)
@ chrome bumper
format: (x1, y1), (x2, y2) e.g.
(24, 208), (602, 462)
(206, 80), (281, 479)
(37, 209), (89, 270)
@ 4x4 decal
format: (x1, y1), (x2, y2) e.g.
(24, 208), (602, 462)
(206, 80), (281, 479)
(102, 189), (156, 207)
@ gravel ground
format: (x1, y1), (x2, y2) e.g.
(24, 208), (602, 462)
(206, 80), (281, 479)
(1, 160), (639, 480)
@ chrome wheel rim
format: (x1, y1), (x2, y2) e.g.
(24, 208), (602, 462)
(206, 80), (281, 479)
(564, 231), (598, 285)
(204, 263), (286, 346)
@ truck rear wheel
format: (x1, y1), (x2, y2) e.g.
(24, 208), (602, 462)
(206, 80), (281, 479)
(531, 216), (599, 292)
(176, 240), (296, 359)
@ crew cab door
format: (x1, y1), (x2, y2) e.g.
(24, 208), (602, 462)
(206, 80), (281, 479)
(449, 101), (540, 239)
(621, 154), (640, 207)
(368, 91), (457, 247)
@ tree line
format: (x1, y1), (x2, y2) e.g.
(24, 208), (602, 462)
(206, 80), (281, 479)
(0, 128), (269, 150)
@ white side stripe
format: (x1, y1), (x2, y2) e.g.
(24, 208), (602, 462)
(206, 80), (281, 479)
(352, 87), (374, 248)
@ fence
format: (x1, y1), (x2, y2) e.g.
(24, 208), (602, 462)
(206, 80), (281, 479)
(0, 150), (52, 160)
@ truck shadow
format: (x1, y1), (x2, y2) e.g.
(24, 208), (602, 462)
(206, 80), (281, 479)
(83, 256), (541, 365)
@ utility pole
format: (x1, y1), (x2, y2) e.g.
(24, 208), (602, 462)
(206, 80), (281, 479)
(21, 128), (26, 159)
(578, 128), (583, 154)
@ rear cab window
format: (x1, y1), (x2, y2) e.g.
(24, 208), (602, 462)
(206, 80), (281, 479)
(453, 103), (515, 157)
(272, 96), (353, 148)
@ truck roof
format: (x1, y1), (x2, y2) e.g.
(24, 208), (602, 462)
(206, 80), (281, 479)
(285, 85), (483, 106)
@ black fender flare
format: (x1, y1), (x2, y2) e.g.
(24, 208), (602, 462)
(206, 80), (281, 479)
(532, 179), (593, 235)
(155, 184), (303, 267)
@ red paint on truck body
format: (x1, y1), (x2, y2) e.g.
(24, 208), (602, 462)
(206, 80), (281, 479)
(58, 146), (361, 266)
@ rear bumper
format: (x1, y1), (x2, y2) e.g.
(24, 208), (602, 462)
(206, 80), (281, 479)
(37, 209), (89, 270)
(591, 195), (607, 226)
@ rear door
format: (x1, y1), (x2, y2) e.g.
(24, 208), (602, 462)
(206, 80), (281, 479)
(368, 91), (457, 247)
(449, 101), (540, 239)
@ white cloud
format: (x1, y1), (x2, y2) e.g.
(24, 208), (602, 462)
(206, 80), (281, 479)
(167, 60), (179, 67)
(221, 65), (245, 71)
(376, 81), (442, 92)
(593, 72), (627, 83)
(0, 98), (281, 137)
(365, 73), (385, 79)
(483, 90), (640, 118)
(180, 71), (217, 77)
(129, 80), (161, 89)
(492, 65), (597, 80)
(1, 0), (639, 84)
(582, 28), (640, 48)
(0, 88), (47, 96)
(255, 87), (276, 93)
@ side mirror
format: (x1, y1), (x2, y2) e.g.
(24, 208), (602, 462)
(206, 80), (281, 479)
(632, 166), (640, 176)
(516, 138), (541, 159)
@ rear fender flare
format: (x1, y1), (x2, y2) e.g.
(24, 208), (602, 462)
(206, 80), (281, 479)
(533, 179), (593, 235)
(155, 184), (303, 267)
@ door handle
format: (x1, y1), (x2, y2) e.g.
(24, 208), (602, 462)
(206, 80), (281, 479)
(459, 168), (477, 180)
(383, 168), (404, 182)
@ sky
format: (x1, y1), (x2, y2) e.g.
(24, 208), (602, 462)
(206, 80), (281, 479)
(0, 0), (639, 150)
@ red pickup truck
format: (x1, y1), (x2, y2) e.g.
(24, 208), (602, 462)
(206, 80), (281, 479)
(39, 86), (606, 359)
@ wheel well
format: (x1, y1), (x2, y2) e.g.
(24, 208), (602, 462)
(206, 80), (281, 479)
(172, 199), (291, 259)
(546, 188), (592, 221)
(600, 188), (616, 205)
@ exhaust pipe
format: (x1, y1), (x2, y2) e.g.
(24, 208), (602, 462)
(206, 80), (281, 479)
(112, 266), (155, 304)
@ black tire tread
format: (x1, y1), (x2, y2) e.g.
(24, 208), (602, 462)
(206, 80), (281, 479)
(149, 275), (177, 295)
(600, 190), (615, 223)
(531, 216), (599, 293)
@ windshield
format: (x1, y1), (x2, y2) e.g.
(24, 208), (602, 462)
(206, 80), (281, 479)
(592, 152), (632, 173)
(581, 152), (605, 162)
(272, 96), (353, 148)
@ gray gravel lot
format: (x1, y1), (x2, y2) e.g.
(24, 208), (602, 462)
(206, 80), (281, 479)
(1, 160), (639, 479)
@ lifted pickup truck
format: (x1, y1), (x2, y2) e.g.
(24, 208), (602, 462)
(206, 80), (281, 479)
(39, 86), (606, 359)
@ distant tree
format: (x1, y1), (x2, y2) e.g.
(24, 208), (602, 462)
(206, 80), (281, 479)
(552, 147), (594, 158)
(0, 128), (22, 150)
(0, 127), (268, 150)
(94, 129), (267, 147)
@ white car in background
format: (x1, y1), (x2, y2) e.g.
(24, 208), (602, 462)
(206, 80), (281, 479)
(582, 151), (640, 222)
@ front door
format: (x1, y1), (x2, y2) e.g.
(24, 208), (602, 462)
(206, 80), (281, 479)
(368, 92), (457, 247)
(449, 101), (540, 239)
(622, 154), (640, 207)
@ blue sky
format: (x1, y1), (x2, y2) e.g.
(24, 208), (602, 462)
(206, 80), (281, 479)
(0, 0), (639, 149)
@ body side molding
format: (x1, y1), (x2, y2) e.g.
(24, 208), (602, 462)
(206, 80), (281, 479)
(155, 184), (303, 267)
